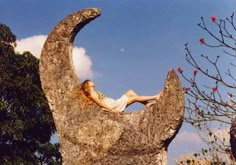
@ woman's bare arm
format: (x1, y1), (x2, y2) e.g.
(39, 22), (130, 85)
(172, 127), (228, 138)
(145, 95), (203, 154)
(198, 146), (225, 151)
(89, 92), (120, 114)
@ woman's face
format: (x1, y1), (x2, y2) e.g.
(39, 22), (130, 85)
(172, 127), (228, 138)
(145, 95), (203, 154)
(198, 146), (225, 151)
(88, 81), (95, 87)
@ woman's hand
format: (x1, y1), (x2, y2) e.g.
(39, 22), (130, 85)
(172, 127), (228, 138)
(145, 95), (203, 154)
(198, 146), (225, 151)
(106, 109), (121, 114)
(113, 110), (122, 115)
(89, 92), (122, 114)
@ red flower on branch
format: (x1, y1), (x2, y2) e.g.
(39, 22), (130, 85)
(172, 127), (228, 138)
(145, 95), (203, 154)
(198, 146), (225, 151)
(177, 67), (183, 73)
(211, 15), (217, 22)
(184, 87), (190, 93)
(193, 69), (198, 76)
(199, 38), (205, 44)
(228, 93), (233, 99)
(212, 87), (217, 92)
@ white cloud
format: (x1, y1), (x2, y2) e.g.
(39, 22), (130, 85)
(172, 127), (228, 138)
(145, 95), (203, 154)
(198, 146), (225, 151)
(171, 128), (230, 152)
(16, 35), (47, 58)
(72, 47), (93, 79)
(169, 130), (205, 159)
(15, 35), (94, 79)
(210, 128), (230, 144)
(174, 130), (202, 145)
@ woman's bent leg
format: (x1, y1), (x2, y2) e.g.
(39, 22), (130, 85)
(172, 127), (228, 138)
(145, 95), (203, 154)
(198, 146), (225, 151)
(124, 90), (151, 107)
(126, 90), (163, 107)
(126, 95), (157, 107)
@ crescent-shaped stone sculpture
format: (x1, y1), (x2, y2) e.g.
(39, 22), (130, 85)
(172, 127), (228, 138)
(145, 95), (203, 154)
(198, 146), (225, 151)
(39, 8), (184, 165)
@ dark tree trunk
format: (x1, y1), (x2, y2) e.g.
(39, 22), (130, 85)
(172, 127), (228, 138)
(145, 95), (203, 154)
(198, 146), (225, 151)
(230, 117), (236, 159)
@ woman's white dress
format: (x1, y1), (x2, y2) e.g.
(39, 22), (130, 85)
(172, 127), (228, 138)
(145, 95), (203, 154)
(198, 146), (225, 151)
(97, 91), (128, 112)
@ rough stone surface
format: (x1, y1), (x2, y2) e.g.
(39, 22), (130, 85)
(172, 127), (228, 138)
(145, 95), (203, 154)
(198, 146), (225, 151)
(39, 8), (185, 165)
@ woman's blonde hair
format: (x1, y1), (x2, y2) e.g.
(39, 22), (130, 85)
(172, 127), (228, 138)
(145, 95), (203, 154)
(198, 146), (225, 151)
(81, 79), (92, 97)
(69, 79), (93, 108)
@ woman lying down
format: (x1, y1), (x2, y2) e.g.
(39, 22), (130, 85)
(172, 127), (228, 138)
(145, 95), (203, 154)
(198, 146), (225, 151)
(79, 79), (163, 114)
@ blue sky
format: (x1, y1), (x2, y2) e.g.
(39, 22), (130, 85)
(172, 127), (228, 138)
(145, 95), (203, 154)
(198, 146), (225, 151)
(1, 0), (236, 164)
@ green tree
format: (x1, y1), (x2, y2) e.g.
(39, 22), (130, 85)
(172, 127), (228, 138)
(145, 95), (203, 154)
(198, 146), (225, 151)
(178, 13), (236, 163)
(0, 23), (61, 164)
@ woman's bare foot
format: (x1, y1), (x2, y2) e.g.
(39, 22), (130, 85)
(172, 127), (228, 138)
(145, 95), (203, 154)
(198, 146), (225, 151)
(145, 101), (156, 108)
(156, 90), (163, 100)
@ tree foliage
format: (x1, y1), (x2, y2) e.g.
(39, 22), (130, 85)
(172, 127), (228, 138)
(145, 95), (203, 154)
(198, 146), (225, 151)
(178, 13), (236, 163)
(0, 23), (61, 164)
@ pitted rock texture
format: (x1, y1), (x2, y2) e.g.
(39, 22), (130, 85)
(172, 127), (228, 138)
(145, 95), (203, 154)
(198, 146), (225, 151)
(39, 8), (185, 165)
